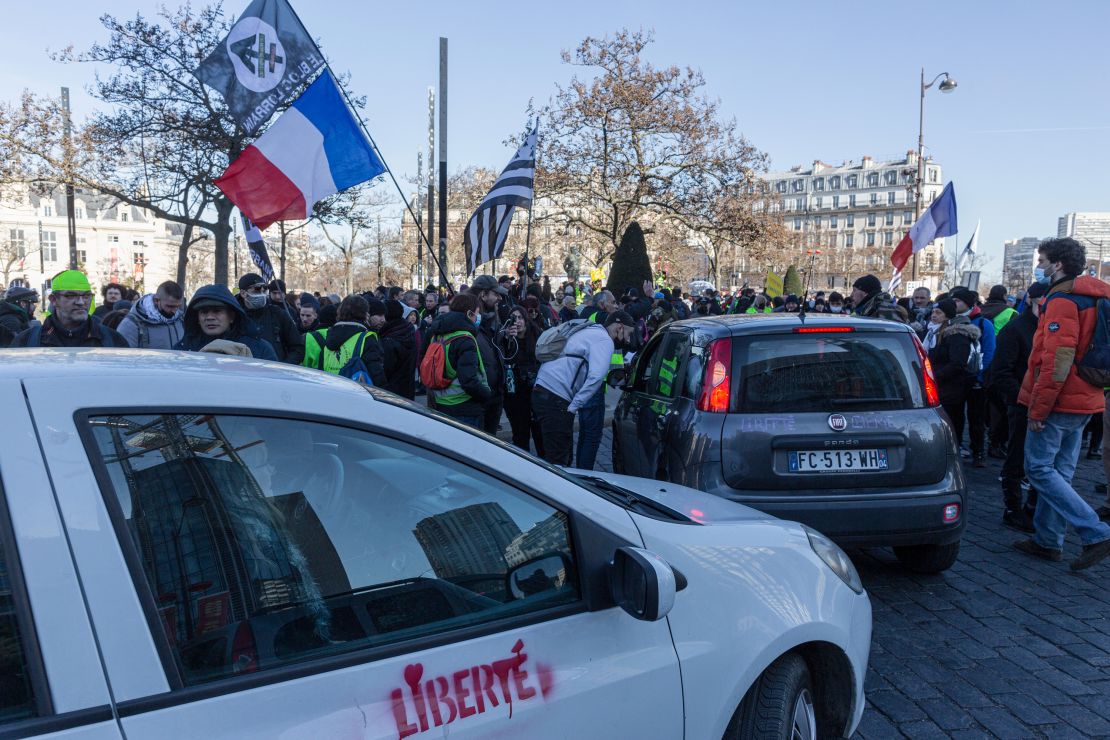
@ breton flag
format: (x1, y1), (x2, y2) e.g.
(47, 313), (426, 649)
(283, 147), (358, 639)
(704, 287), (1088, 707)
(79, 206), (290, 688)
(956, 219), (980, 275)
(241, 214), (275, 282)
(890, 182), (958, 272)
(214, 70), (385, 229)
(194, 0), (326, 134)
(464, 125), (537, 274)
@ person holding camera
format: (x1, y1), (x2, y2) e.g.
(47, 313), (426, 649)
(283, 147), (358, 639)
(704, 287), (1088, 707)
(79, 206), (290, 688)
(500, 305), (544, 456)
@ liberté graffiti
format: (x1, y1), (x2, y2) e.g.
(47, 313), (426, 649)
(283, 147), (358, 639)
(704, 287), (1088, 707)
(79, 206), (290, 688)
(389, 639), (554, 738)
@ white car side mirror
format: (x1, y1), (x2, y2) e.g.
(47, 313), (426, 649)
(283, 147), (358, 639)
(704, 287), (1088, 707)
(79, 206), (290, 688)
(609, 547), (679, 621)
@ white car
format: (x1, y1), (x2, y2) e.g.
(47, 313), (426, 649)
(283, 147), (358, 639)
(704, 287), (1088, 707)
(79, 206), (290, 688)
(0, 350), (871, 739)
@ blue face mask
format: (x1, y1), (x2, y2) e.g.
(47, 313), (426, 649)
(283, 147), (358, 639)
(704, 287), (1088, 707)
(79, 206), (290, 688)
(1034, 266), (1053, 285)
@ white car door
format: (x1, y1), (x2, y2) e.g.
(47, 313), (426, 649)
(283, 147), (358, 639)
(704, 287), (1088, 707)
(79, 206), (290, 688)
(26, 373), (684, 740)
(0, 379), (122, 739)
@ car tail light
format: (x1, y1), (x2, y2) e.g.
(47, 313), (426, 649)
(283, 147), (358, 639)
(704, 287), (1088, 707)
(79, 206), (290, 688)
(793, 326), (855, 333)
(230, 621), (259, 674)
(912, 335), (940, 407)
(697, 338), (732, 413)
(943, 504), (960, 523)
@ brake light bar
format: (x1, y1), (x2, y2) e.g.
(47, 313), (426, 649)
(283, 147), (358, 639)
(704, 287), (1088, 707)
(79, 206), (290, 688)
(793, 326), (855, 333)
(697, 338), (732, 413)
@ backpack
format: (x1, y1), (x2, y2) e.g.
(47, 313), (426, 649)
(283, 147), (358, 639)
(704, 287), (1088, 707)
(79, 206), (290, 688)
(419, 332), (474, 390)
(317, 332), (374, 385)
(1077, 297), (1110, 387)
(535, 319), (593, 363)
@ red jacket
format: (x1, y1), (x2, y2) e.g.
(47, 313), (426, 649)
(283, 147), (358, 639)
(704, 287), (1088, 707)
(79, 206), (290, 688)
(1018, 276), (1110, 420)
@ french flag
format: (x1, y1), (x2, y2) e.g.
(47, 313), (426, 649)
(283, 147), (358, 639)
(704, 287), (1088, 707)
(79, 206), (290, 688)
(890, 181), (957, 272)
(215, 69), (385, 229)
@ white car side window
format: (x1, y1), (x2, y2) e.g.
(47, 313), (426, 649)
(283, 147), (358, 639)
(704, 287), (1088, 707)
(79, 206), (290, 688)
(86, 414), (579, 687)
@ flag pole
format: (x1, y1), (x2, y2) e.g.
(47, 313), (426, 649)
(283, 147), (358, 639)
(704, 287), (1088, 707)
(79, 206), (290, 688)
(522, 120), (538, 302)
(282, 3), (454, 295)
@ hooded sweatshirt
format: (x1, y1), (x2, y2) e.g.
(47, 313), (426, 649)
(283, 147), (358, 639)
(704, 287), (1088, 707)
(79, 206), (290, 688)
(0, 300), (33, 346)
(174, 285), (278, 360)
(1019, 275), (1110, 420)
(426, 311), (492, 417)
(929, 315), (982, 407)
(117, 293), (186, 349)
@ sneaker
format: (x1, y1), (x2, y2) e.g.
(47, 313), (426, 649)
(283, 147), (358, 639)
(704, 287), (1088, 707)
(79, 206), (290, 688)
(1070, 538), (1110, 571)
(972, 454), (987, 468)
(1097, 506), (1110, 523)
(1002, 509), (1035, 533)
(1087, 449), (1103, 460)
(988, 444), (1008, 459)
(1012, 539), (1063, 562)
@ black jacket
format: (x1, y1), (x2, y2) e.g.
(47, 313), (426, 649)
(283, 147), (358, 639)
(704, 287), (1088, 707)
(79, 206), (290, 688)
(928, 317), (981, 407)
(987, 308), (1038, 406)
(854, 291), (909, 323)
(474, 312), (506, 399)
(238, 298), (305, 365)
(0, 301), (33, 346)
(175, 285), (278, 360)
(11, 313), (129, 348)
(501, 319), (542, 389)
(380, 318), (418, 399)
(319, 321), (386, 387)
(427, 311), (492, 417)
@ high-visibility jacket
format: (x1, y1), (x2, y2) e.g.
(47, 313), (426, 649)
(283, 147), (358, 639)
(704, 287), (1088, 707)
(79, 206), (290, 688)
(304, 329), (379, 376)
(432, 330), (486, 407)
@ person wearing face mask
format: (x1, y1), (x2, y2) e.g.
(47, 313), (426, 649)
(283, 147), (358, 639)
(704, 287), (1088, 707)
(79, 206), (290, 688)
(826, 292), (846, 315)
(989, 282), (1049, 532)
(500, 305), (545, 456)
(468, 275), (517, 435)
(1013, 238), (1110, 570)
(237, 273), (304, 365)
(116, 281), (187, 350)
(425, 293), (493, 429)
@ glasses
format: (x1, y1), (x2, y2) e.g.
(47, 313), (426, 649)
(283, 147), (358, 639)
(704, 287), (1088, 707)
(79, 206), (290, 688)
(56, 291), (93, 302)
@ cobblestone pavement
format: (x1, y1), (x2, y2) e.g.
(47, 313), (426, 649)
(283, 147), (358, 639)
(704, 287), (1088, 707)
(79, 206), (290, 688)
(496, 404), (1110, 738)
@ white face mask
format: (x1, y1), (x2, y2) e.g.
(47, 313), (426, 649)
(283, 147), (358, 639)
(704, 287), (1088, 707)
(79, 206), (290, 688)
(244, 292), (268, 310)
(829, 305), (843, 313)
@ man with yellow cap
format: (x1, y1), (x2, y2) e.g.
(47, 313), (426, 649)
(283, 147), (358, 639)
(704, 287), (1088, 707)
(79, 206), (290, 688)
(10, 270), (129, 348)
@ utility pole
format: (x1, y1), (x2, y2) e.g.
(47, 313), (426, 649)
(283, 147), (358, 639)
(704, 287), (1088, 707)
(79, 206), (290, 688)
(376, 216), (383, 286)
(60, 87), (78, 270)
(438, 38), (448, 287)
(427, 87), (436, 289)
(415, 151), (424, 289)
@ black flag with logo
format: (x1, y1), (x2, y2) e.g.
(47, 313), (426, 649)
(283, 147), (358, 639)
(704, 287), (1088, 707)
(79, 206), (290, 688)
(241, 214), (275, 282)
(195, 0), (325, 134)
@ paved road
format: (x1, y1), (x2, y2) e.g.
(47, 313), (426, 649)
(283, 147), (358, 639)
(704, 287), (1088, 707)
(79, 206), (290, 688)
(497, 406), (1110, 738)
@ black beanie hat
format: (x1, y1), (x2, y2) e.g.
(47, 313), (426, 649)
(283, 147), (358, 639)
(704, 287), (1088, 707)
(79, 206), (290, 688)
(988, 284), (1008, 302)
(950, 287), (979, 307)
(366, 297), (386, 317)
(937, 298), (958, 319)
(384, 299), (404, 322)
(852, 274), (882, 295)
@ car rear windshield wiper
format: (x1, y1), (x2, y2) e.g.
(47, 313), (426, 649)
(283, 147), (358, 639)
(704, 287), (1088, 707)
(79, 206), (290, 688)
(575, 475), (692, 523)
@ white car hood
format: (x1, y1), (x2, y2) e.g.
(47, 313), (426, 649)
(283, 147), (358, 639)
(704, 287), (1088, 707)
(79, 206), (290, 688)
(566, 468), (775, 524)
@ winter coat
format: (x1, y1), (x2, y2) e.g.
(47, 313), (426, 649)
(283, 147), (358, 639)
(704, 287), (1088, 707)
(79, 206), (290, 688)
(380, 318), (418, 399)
(964, 306), (996, 385)
(558, 306), (578, 324)
(116, 294), (186, 350)
(1018, 276), (1110, 420)
(929, 316), (981, 407)
(854, 291), (909, 323)
(237, 297), (305, 365)
(426, 311), (492, 417)
(174, 285), (278, 360)
(501, 318), (542, 391)
(0, 301), (33, 346)
(10, 313), (129, 348)
(309, 321), (387, 387)
(474, 312), (506, 399)
(987, 307), (1038, 406)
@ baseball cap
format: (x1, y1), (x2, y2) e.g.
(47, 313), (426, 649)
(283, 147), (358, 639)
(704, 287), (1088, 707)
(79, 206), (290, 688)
(471, 274), (508, 296)
(604, 310), (636, 329)
(238, 273), (266, 290)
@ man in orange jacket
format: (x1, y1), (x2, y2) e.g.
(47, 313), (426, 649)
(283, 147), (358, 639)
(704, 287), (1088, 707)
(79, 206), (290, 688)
(1013, 238), (1110, 570)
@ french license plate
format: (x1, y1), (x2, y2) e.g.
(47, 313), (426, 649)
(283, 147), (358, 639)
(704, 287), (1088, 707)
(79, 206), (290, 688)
(789, 449), (888, 473)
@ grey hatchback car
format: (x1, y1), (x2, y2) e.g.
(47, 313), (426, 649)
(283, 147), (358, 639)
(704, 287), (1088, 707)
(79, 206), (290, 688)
(613, 313), (966, 573)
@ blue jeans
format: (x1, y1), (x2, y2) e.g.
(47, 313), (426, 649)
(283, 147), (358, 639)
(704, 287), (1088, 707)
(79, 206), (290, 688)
(1025, 412), (1110, 550)
(450, 415), (483, 431)
(575, 388), (606, 471)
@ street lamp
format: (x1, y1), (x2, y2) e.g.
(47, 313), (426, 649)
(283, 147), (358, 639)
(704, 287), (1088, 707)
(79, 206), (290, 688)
(913, 69), (957, 281)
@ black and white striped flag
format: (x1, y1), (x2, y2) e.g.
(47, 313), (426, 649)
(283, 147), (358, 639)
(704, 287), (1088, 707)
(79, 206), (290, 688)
(241, 213), (275, 283)
(464, 125), (537, 274)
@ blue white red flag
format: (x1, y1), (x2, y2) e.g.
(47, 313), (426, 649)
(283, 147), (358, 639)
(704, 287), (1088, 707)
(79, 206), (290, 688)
(891, 182), (958, 272)
(215, 69), (385, 229)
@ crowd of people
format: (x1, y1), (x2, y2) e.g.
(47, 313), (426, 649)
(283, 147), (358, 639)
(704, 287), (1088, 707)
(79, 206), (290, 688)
(3, 235), (1109, 570)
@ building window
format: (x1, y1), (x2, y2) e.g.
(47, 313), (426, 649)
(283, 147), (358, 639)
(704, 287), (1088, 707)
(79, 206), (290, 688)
(793, 218), (802, 231)
(813, 178), (824, 191)
(75, 207), (84, 219)
(887, 191), (896, 205)
(884, 171), (897, 185)
(866, 232), (876, 247)
(867, 213), (876, 227)
(830, 176), (841, 190)
(830, 216), (839, 228)
(926, 254), (936, 270)
(846, 175), (858, 188)
(815, 197), (823, 209)
(795, 198), (804, 210)
(832, 195), (840, 209)
(121, 211), (129, 222)
(77, 250), (87, 265)
(133, 239), (146, 248)
(814, 216), (822, 228)
(108, 235), (119, 243)
(9, 229), (25, 258)
(41, 231), (57, 262)
(42, 204), (53, 217)
(884, 232), (894, 246)
(904, 211), (913, 223)
(870, 193), (878, 205)
(776, 181), (786, 193)
(885, 212), (894, 226)
(867, 173), (879, 187)
(792, 179), (804, 192)
(846, 215), (855, 228)
(849, 194), (857, 207)
(846, 233), (854, 247)
(929, 168), (938, 183)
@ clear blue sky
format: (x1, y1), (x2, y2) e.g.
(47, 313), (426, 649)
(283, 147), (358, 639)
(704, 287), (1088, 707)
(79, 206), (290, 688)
(3, 0), (1109, 273)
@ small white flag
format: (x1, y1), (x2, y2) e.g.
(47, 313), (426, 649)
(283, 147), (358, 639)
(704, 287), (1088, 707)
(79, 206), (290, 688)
(956, 219), (980, 275)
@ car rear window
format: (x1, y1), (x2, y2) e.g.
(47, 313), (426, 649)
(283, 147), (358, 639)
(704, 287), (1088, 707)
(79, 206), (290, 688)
(732, 331), (923, 413)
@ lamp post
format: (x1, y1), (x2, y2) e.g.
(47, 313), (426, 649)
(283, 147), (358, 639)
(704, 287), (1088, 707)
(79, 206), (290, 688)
(913, 69), (957, 281)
